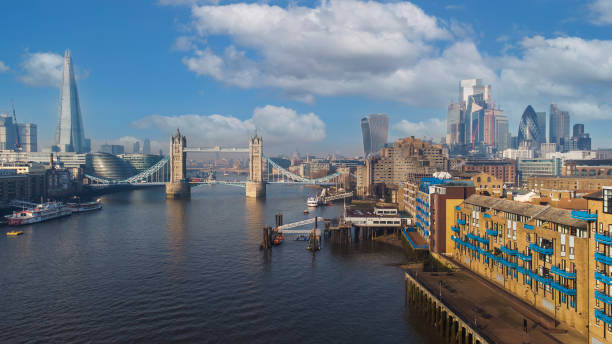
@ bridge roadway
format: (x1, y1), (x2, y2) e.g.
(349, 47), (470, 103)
(183, 147), (249, 153)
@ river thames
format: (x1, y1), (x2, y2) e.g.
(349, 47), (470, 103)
(1, 185), (438, 343)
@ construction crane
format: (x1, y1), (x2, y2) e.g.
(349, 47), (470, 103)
(10, 100), (21, 151)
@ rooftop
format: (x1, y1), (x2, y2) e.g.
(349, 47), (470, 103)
(464, 194), (588, 229)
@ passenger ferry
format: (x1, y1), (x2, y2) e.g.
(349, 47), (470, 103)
(307, 196), (320, 207)
(6, 202), (72, 226)
(67, 199), (103, 213)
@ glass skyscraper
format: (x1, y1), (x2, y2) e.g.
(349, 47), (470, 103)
(549, 104), (570, 145)
(54, 50), (90, 153)
(518, 105), (541, 149)
(361, 114), (389, 157)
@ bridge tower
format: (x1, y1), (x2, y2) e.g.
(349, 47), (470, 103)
(165, 129), (190, 199)
(246, 133), (266, 199)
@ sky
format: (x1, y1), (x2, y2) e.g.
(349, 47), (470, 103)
(1, 0), (612, 156)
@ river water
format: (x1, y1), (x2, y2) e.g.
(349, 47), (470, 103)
(1, 185), (438, 343)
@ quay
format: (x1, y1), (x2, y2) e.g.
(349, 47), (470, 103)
(405, 262), (587, 344)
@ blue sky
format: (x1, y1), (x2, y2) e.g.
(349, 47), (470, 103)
(1, 0), (611, 155)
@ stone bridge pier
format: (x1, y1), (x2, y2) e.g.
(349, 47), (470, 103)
(165, 129), (190, 199)
(246, 134), (266, 199)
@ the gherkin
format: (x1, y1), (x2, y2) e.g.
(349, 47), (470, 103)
(518, 105), (541, 149)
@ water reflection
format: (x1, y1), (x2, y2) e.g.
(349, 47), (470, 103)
(165, 199), (188, 268)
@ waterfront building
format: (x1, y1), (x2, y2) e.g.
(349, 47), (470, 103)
(564, 160), (612, 177)
(120, 153), (163, 172)
(54, 50), (90, 153)
(526, 176), (612, 193)
(461, 159), (517, 185)
(85, 153), (136, 180)
(427, 182), (475, 253)
(549, 104), (570, 146)
(360, 114), (389, 157)
(450, 195), (590, 334)
(584, 188), (612, 343)
(518, 158), (562, 179)
(471, 172), (503, 197)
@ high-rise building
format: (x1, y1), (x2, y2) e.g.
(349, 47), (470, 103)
(143, 138), (151, 155)
(133, 141), (140, 154)
(100, 144), (124, 155)
(360, 114), (389, 157)
(494, 113), (509, 151)
(517, 105), (542, 149)
(549, 104), (570, 145)
(0, 113), (37, 152)
(536, 111), (546, 144)
(17, 123), (37, 152)
(446, 102), (462, 145)
(54, 50), (89, 153)
(573, 124), (584, 138)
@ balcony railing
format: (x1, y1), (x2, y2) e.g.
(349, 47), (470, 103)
(595, 309), (612, 325)
(457, 219), (466, 225)
(595, 233), (612, 245)
(485, 229), (498, 236)
(595, 271), (612, 285)
(550, 266), (576, 279)
(517, 253), (532, 261)
(595, 252), (612, 265)
(523, 224), (534, 230)
(455, 206), (461, 211)
(451, 226), (460, 233)
(595, 290), (612, 305)
(500, 246), (517, 256)
(570, 210), (597, 221)
(483, 213), (491, 219)
(529, 243), (553, 255)
(551, 281), (577, 296)
(466, 233), (489, 245)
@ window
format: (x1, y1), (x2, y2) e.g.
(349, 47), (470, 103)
(604, 188), (612, 214)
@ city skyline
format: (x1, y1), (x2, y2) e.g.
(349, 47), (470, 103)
(1, 1), (612, 154)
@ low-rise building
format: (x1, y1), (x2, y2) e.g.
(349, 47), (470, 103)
(526, 176), (612, 193)
(461, 159), (517, 186)
(471, 172), (503, 196)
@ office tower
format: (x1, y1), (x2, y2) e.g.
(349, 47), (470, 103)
(573, 124), (584, 138)
(100, 144), (124, 155)
(133, 141), (140, 154)
(54, 50), (89, 153)
(518, 105), (541, 149)
(549, 104), (570, 145)
(446, 102), (462, 145)
(483, 109), (495, 147)
(360, 114), (389, 157)
(17, 123), (37, 152)
(536, 111), (546, 144)
(494, 113), (509, 151)
(143, 138), (151, 155)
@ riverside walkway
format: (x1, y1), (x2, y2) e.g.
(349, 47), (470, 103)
(405, 265), (586, 344)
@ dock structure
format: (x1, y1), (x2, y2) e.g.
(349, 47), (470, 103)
(321, 191), (353, 203)
(405, 271), (490, 344)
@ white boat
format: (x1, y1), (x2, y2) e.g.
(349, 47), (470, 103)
(67, 199), (103, 213)
(307, 196), (320, 207)
(5, 202), (72, 226)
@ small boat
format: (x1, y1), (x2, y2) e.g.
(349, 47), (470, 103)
(66, 199), (103, 213)
(303, 209), (309, 214)
(273, 234), (284, 245)
(6, 230), (23, 236)
(307, 196), (319, 207)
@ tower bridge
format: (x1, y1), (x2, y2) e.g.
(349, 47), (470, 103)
(84, 129), (350, 199)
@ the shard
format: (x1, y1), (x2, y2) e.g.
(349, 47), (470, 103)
(54, 49), (89, 153)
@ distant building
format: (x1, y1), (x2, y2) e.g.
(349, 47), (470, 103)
(461, 159), (517, 185)
(517, 158), (562, 179)
(100, 144), (125, 155)
(503, 148), (534, 160)
(536, 111), (547, 144)
(563, 159), (612, 177)
(360, 114), (389, 157)
(526, 175), (612, 193)
(143, 138), (151, 155)
(549, 104), (570, 145)
(17, 123), (37, 152)
(471, 172), (503, 196)
(518, 105), (541, 150)
(133, 141), (140, 154)
(54, 50), (90, 153)
(0, 114), (37, 152)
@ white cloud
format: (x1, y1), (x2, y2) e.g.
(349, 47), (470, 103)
(0, 61), (9, 73)
(91, 136), (166, 154)
(590, 0), (612, 25)
(393, 118), (445, 140)
(19, 52), (64, 87)
(132, 105), (326, 147)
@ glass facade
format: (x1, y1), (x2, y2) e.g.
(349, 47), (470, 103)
(518, 105), (541, 149)
(85, 153), (137, 180)
(361, 114), (389, 157)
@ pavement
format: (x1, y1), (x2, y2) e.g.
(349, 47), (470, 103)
(406, 266), (587, 344)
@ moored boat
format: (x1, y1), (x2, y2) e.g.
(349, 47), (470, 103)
(67, 199), (103, 213)
(5, 202), (72, 226)
(306, 196), (320, 207)
(6, 230), (23, 236)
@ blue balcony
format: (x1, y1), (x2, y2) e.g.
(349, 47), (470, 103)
(486, 229), (498, 236)
(595, 291), (612, 305)
(595, 271), (612, 285)
(483, 213), (491, 219)
(500, 246), (517, 256)
(455, 206), (461, 211)
(451, 226), (460, 233)
(457, 219), (466, 225)
(517, 253), (532, 261)
(523, 224), (534, 230)
(529, 243), (553, 255)
(466, 233), (489, 244)
(595, 309), (612, 325)
(595, 233), (612, 245)
(517, 266), (530, 275)
(571, 210), (597, 221)
(551, 282), (576, 296)
(551, 266), (577, 279)
(530, 273), (553, 285)
(595, 252), (612, 265)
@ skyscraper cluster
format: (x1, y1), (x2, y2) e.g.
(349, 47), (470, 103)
(0, 113), (37, 152)
(446, 79), (508, 154)
(360, 114), (389, 157)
